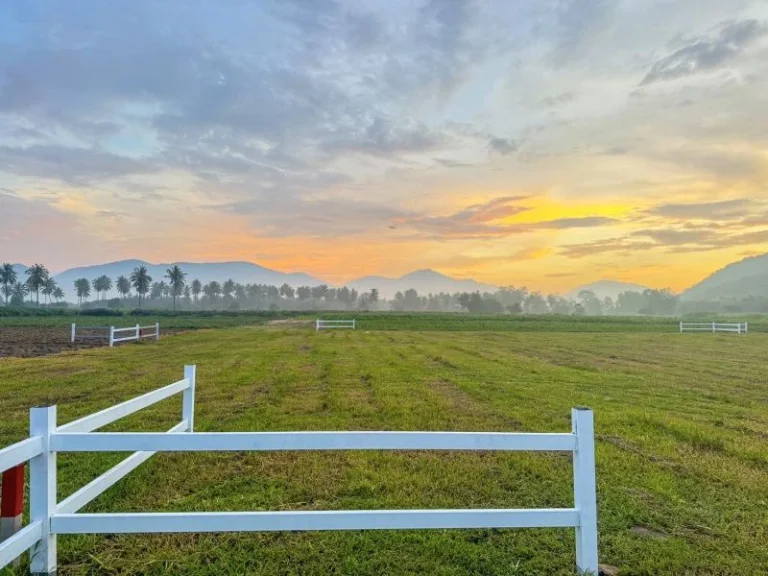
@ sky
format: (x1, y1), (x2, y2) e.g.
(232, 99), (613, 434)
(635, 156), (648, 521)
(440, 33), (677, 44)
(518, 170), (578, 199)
(1, 0), (768, 293)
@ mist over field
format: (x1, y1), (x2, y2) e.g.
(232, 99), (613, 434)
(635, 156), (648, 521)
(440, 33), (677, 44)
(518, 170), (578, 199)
(3, 252), (768, 316)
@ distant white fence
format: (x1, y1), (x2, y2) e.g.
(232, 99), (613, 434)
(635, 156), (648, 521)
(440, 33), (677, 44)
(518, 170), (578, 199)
(679, 321), (748, 334)
(316, 319), (356, 331)
(70, 323), (160, 347)
(0, 367), (599, 574)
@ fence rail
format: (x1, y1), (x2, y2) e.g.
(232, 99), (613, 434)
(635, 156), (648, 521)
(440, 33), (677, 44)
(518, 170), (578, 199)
(0, 367), (599, 575)
(70, 323), (160, 346)
(316, 319), (356, 331)
(680, 321), (748, 334)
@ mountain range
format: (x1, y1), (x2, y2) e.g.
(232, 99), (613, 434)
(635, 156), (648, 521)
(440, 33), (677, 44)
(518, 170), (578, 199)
(4, 260), (497, 301)
(4, 252), (767, 302)
(680, 253), (768, 301)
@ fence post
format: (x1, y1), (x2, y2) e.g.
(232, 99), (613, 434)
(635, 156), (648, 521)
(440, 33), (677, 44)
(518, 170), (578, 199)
(29, 406), (57, 575)
(155, 322), (160, 341)
(70, 323), (76, 343)
(745, 322), (748, 334)
(0, 464), (25, 567)
(316, 319), (320, 332)
(183, 365), (196, 432)
(109, 326), (115, 347)
(572, 407), (598, 574)
(352, 319), (356, 330)
(679, 321), (683, 334)
(136, 324), (140, 341)
(712, 321), (715, 333)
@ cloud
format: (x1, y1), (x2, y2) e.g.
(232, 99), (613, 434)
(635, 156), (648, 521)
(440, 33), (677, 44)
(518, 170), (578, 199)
(540, 91), (577, 108)
(218, 195), (408, 239)
(559, 238), (655, 258)
(0, 191), (112, 267)
(488, 138), (518, 155)
(0, 144), (158, 185)
(399, 196), (531, 239)
(641, 19), (768, 85)
(647, 199), (755, 219)
(530, 216), (618, 229)
(631, 228), (718, 245)
(551, 0), (615, 65)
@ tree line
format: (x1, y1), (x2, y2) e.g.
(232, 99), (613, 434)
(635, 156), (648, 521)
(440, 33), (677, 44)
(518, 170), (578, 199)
(2, 261), (684, 316)
(0, 263), (64, 306)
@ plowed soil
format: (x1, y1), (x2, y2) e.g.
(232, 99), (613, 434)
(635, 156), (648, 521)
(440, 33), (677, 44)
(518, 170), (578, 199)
(0, 326), (108, 358)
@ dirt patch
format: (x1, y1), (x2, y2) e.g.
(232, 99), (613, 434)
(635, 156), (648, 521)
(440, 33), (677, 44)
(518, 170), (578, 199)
(0, 326), (104, 358)
(0, 326), (178, 358)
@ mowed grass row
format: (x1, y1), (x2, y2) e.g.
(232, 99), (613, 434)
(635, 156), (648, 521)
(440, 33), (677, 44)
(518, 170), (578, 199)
(1, 327), (767, 574)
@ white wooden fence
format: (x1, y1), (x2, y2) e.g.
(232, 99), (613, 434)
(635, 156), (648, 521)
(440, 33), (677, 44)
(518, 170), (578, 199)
(679, 321), (748, 334)
(0, 367), (599, 575)
(316, 319), (356, 331)
(70, 323), (160, 347)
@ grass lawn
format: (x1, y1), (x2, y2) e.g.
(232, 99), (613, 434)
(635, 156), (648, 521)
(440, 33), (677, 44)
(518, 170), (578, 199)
(1, 323), (767, 575)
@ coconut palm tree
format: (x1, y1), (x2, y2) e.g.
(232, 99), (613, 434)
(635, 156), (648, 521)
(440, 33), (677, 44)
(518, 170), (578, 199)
(203, 281), (222, 302)
(11, 281), (28, 305)
(91, 275), (112, 301)
(25, 264), (49, 305)
(74, 278), (91, 306)
(52, 286), (65, 303)
(165, 265), (186, 311)
(130, 266), (151, 309)
(222, 279), (235, 300)
(100, 275), (113, 300)
(116, 275), (131, 299)
(42, 277), (58, 304)
(1, 263), (17, 306)
(191, 279), (202, 303)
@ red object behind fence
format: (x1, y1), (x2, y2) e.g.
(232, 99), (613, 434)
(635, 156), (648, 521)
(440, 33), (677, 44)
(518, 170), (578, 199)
(1, 464), (24, 540)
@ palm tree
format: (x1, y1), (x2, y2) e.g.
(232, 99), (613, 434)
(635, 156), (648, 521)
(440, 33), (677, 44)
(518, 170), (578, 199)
(42, 277), (58, 304)
(1, 263), (17, 306)
(52, 286), (65, 303)
(222, 279), (235, 300)
(74, 278), (91, 306)
(25, 264), (49, 306)
(165, 265), (186, 311)
(11, 281), (28, 305)
(130, 266), (152, 309)
(116, 275), (131, 299)
(100, 275), (113, 300)
(203, 281), (222, 301)
(191, 279), (202, 303)
(183, 285), (192, 302)
(91, 275), (112, 301)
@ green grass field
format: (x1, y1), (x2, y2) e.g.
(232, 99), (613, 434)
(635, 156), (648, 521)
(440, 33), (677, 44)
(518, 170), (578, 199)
(1, 321), (768, 575)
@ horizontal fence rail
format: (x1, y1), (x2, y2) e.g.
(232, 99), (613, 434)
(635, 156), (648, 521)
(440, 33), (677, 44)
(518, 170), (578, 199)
(679, 321), (748, 334)
(0, 366), (599, 575)
(52, 508), (581, 534)
(316, 319), (356, 331)
(51, 431), (577, 453)
(71, 323), (161, 346)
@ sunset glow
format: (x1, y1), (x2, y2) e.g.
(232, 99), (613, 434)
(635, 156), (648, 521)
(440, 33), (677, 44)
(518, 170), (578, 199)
(2, 1), (768, 293)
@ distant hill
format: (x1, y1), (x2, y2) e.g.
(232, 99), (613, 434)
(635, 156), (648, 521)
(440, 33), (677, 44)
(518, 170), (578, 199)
(347, 269), (496, 299)
(51, 260), (323, 301)
(682, 253), (768, 301)
(567, 280), (650, 301)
